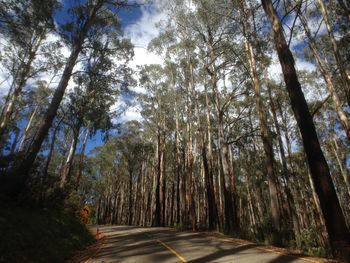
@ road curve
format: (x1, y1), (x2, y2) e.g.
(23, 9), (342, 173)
(83, 226), (328, 263)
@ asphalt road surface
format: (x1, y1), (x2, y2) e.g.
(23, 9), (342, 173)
(84, 225), (326, 263)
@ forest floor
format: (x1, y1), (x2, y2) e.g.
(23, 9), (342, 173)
(68, 225), (339, 263)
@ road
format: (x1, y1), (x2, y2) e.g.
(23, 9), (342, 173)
(83, 226), (326, 263)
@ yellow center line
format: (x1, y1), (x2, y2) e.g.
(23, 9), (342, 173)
(156, 238), (188, 263)
(143, 232), (188, 263)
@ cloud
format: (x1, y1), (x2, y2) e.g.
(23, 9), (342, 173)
(116, 1), (166, 122)
(0, 37), (12, 97)
(281, 1), (327, 53)
(124, 1), (167, 49)
(295, 59), (316, 72)
(129, 47), (163, 70)
(0, 32), (71, 100)
(0, 71), (11, 97)
(119, 107), (143, 123)
(268, 53), (316, 80)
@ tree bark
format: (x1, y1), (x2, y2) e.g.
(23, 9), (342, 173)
(299, 12), (350, 141)
(331, 137), (350, 199)
(241, 8), (281, 236)
(174, 100), (181, 225)
(42, 116), (64, 186)
(75, 126), (90, 190)
(153, 131), (162, 226)
(9, 2), (102, 187)
(60, 127), (80, 188)
(261, 0), (350, 259)
(18, 107), (38, 152)
(187, 52), (196, 231)
(0, 34), (44, 142)
(267, 80), (301, 242)
(128, 168), (133, 225)
(315, 0), (350, 108)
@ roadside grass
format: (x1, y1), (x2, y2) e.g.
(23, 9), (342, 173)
(0, 207), (95, 263)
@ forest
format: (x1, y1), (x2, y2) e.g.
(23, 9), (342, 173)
(0, 0), (349, 261)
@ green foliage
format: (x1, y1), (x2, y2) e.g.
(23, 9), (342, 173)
(0, 207), (94, 263)
(297, 228), (327, 258)
(174, 222), (187, 231)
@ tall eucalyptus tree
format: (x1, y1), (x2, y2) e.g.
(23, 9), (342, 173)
(0, 0), (60, 146)
(6, 0), (133, 196)
(261, 0), (350, 259)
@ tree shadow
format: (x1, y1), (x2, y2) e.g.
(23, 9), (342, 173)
(91, 227), (178, 262)
(188, 243), (259, 263)
(266, 254), (309, 263)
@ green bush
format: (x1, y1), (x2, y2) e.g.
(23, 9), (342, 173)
(297, 228), (327, 257)
(0, 207), (95, 263)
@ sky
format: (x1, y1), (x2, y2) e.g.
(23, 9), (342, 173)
(82, 0), (166, 153)
(0, 0), (331, 155)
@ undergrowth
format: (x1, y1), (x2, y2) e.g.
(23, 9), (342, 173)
(0, 207), (95, 263)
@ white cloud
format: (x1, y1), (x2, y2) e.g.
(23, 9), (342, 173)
(268, 53), (316, 80)
(118, 1), (166, 122)
(295, 59), (316, 72)
(0, 71), (11, 97)
(119, 107), (143, 123)
(129, 47), (163, 70)
(0, 37), (12, 97)
(268, 56), (282, 80)
(0, 32), (70, 100)
(124, 1), (167, 49)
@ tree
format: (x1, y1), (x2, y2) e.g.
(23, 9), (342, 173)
(239, 0), (282, 241)
(60, 29), (133, 188)
(139, 64), (173, 226)
(4, 0), (133, 197)
(297, 2), (350, 141)
(0, 0), (61, 149)
(261, 0), (350, 259)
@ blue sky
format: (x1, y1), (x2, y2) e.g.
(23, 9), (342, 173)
(0, 0), (163, 155)
(0, 0), (333, 157)
(51, 0), (163, 155)
(54, 0), (144, 29)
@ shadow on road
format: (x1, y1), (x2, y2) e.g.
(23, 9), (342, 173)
(83, 226), (321, 263)
(187, 243), (258, 263)
(92, 226), (178, 262)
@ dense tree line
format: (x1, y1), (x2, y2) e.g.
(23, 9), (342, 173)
(0, 0), (349, 261)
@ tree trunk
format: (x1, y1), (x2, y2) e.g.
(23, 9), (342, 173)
(18, 107), (38, 152)
(75, 126), (90, 190)
(207, 34), (237, 232)
(315, 0), (350, 108)
(60, 128), (80, 188)
(261, 0), (350, 259)
(204, 80), (218, 230)
(187, 51), (196, 230)
(42, 116), (64, 186)
(174, 100), (181, 225)
(9, 3), (101, 187)
(267, 80), (301, 242)
(128, 168), (133, 225)
(153, 132), (162, 226)
(299, 12), (350, 141)
(331, 137), (350, 199)
(202, 143), (218, 230)
(0, 34), (44, 142)
(241, 12), (281, 236)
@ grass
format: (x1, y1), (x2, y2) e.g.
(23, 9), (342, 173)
(0, 207), (95, 263)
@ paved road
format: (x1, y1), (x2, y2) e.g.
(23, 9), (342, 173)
(85, 226), (325, 263)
